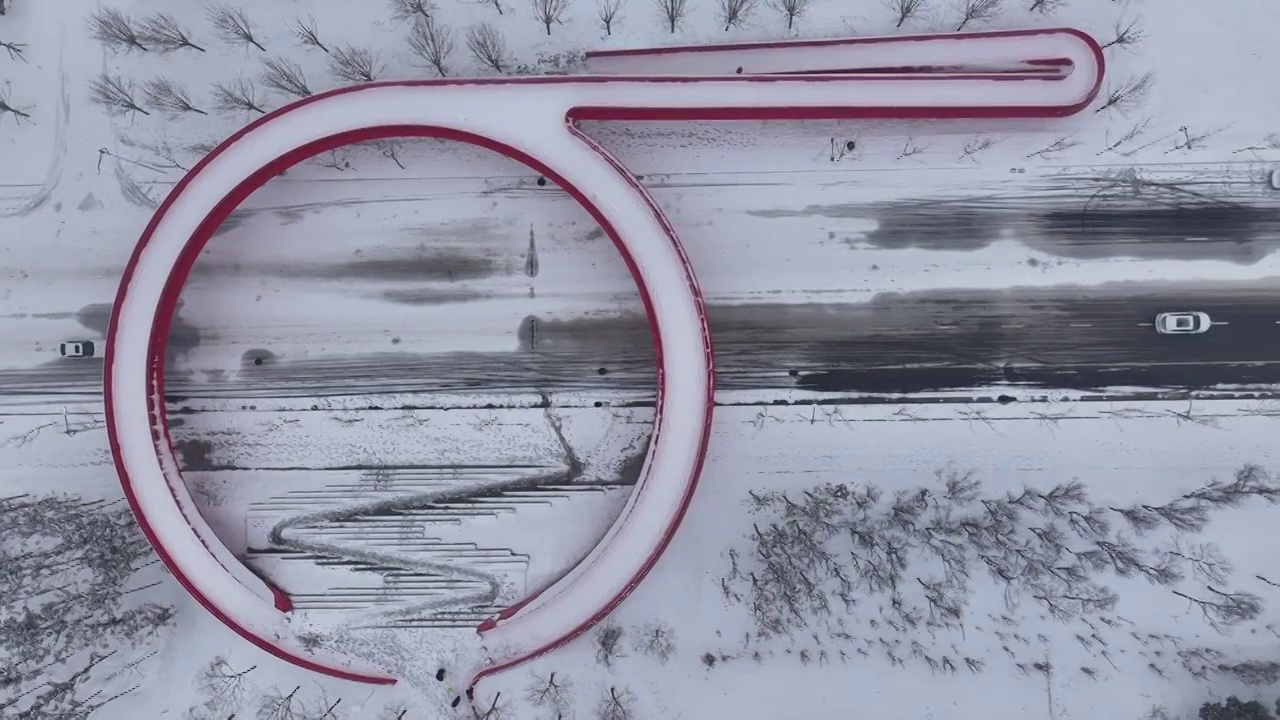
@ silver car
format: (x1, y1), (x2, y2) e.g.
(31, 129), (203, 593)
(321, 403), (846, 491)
(1155, 311), (1211, 335)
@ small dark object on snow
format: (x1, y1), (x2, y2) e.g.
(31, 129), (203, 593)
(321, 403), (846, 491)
(436, 668), (446, 681)
(451, 696), (461, 707)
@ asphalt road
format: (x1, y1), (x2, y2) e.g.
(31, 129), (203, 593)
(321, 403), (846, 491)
(5, 282), (1280, 400)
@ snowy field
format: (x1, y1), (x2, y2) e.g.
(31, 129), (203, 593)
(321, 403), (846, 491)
(4, 0), (1280, 718)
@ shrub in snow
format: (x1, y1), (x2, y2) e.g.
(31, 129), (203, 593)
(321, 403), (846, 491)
(1102, 17), (1145, 50)
(407, 16), (455, 77)
(207, 4), (266, 52)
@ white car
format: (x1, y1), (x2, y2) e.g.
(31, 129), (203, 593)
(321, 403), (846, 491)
(1154, 312), (1211, 335)
(59, 341), (96, 358)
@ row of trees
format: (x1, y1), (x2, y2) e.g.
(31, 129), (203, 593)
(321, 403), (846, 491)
(0, 493), (174, 717)
(727, 465), (1277, 648)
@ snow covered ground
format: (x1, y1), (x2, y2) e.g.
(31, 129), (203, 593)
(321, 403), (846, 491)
(4, 0), (1280, 717)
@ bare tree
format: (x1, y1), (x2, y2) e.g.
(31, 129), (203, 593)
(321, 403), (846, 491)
(408, 16), (455, 77)
(655, 0), (689, 32)
(212, 76), (268, 114)
(89, 73), (150, 116)
(1027, 135), (1080, 159)
(635, 621), (677, 663)
(390, 0), (435, 21)
(768, 0), (811, 29)
(1169, 541), (1232, 585)
(294, 16), (329, 53)
(195, 657), (256, 713)
(257, 685), (303, 720)
(1101, 16), (1144, 50)
(137, 13), (205, 52)
(1, 35), (28, 62)
(597, 686), (637, 720)
(260, 57), (312, 98)
(0, 82), (32, 124)
(887, 0), (926, 27)
(1028, 0), (1065, 11)
(143, 77), (207, 115)
(470, 0), (507, 14)
(530, 0), (572, 35)
(1094, 71), (1155, 114)
(466, 22), (509, 73)
(89, 8), (149, 52)
(372, 140), (406, 170)
(329, 44), (383, 83)
(595, 621), (627, 668)
(1173, 586), (1264, 632)
(955, 0), (1001, 31)
(597, 0), (624, 34)
(718, 0), (756, 29)
(525, 671), (573, 714)
(207, 5), (266, 52)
